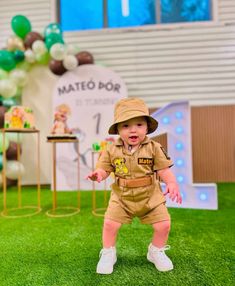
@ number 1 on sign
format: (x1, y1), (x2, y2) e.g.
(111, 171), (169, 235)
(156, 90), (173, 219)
(93, 113), (101, 134)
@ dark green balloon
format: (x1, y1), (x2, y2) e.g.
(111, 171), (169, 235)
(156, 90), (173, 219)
(11, 15), (32, 39)
(13, 50), (25, 63)
(45, 33), (64, 50)
(0, 50), (16, 71)
(44, 23), (62, 37)
(2, 97), (18, 108)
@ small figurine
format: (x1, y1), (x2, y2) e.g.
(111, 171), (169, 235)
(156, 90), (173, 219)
(51, 104), (72, 135)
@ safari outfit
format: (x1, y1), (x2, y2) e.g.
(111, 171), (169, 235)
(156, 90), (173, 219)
(95, 98), (176, 274)
(96, 136), (173, 224)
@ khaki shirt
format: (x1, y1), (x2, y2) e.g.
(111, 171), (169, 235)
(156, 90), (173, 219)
(96, 136), (173, 179)
(97, 136), (173, 220)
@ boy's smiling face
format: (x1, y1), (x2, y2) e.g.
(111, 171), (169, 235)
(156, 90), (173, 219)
(117, 116), (148, 148)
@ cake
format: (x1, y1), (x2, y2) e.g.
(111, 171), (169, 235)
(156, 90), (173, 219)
(4, 106), (35, 129)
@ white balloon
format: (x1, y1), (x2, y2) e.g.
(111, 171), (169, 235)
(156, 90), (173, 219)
(50, 43), (66, 60)
(24, 49), (36, 63)
(10, 69), (28, 87)
(63, 55), (78, 70)
(32, 40), (47, 55)
(6, 161), (25, 180)
(0, 79), (17, 98)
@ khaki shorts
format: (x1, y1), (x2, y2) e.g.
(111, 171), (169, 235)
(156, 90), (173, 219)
(104, 187), (170, 224)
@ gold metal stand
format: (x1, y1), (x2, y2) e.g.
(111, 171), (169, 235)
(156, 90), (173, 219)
(46, 138), (80, 217)
(91, 151), (109, 217)
(1, 129), (41, 218)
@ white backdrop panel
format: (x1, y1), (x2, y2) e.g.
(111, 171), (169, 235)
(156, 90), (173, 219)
(52, 65), (127, 190)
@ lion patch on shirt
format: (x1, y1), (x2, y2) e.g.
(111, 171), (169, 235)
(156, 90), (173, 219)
(113, 158), (129, 175)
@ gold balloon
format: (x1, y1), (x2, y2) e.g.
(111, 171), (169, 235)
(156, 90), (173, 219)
(7, 35), (25, 51)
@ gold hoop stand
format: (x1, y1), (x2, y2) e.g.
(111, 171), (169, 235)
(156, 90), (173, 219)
(47, 137), (80, 218)
(1, 206), (42, 218)
(1, 129), (41, 218)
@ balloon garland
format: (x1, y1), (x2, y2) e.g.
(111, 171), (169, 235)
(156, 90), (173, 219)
(0, 15), (95, 186)
(0, 15), (94, 100)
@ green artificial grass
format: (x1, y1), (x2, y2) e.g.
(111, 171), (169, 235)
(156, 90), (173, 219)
(0, 183), (234, 286)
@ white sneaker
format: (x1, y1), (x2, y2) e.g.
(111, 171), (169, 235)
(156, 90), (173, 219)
(96, 247), (117, 274)
(147, 243), (173, 272)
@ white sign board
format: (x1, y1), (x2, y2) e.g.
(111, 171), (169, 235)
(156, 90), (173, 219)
(52, 65), (127, 190)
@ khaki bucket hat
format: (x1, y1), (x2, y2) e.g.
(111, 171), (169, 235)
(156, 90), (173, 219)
(108, 97), (158, 135)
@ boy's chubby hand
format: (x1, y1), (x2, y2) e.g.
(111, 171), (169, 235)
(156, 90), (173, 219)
(86, 168), (109, 183)
(86, 171), (103, 183)
(163, 182), (182, 204)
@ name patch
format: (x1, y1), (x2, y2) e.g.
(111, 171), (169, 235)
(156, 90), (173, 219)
(138, 158), (153, 165)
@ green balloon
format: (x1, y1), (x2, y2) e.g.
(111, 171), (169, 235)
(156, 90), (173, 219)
(0, 50), (16, 71)
(36, 52), (50, 65)
(45, 33), (64, 50)
(44, 23), (62, 37)
(16, 61), (31, 71)
(11, 15), (32, 39)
